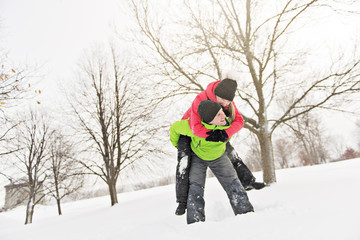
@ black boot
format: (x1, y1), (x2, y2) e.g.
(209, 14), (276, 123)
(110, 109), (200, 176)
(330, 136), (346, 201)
(175, 202), (187, 216)
(245, 180), (266, 191)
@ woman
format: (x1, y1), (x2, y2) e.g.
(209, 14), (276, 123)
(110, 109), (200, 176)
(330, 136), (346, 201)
(175, 78), (265, 215)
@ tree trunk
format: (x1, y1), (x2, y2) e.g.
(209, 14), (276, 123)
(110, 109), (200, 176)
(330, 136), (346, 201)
(25, 196), (34, 224)
(55, 180), (62, 215)
(108, 180), (118, 206)
(258, 127), (276, 184)
(56, 198), (62, 215)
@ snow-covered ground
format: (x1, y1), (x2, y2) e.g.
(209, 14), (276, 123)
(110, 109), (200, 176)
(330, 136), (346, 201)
(1, 159), (359, 240)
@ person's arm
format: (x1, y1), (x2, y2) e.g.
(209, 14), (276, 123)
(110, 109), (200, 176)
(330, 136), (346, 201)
(223, 101), (244, 138)
(170, 120), (192, 147)
(187, 97), (210, 138)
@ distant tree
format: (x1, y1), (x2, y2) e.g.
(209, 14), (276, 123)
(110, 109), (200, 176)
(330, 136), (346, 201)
(356, 119), (360, 152)
(46, 131), (84, 215)
(131, 0), (360, 183)
(298, 150), (311, 166)
(70, 46), (161, 206)
(274, 138), (292, 168)
(245, 134), (262, 171)
(8, 110), (51, 224)
(341, 147), (359, 160)
(285, 112), (329, 166)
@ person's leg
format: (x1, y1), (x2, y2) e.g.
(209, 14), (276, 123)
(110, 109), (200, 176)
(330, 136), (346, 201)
(225, 142), (265, 190)
(226, 179), (254, 215)
(187, 154), (208, 224)
(175, 135), (192, 215)
(209, 154), (254, 215)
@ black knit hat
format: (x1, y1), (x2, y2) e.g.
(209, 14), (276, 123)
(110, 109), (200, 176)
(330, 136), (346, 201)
(198, 100), (222, 123)
(214, 78), (237, 101)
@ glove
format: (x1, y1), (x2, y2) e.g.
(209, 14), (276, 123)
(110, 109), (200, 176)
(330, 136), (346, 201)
(205, 130), (228, 142)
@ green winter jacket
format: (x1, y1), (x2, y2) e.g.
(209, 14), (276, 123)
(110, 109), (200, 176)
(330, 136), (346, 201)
(170, 118), (231, 161)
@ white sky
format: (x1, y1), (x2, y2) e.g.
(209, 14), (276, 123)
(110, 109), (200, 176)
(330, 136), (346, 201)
(1, 1), (359, 107)
(1, 0), (121, 61)
(0, 0), (123, 104)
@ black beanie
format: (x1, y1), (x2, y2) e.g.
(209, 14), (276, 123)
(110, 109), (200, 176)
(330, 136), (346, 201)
(214, 78), (237, 101)
(198, 100), (222, 123)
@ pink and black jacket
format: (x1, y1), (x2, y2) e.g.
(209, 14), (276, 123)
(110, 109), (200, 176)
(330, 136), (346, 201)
(181, 81), (244, 139)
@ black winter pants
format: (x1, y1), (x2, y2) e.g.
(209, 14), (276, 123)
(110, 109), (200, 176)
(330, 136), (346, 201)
(224, 142), (255, 187)
(175, 135), (192, 204)
(175, 135), (256, 204)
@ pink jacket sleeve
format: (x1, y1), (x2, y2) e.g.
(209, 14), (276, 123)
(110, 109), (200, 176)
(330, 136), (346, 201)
(223, 101), (244, 138)
(187, 95), (210, 138)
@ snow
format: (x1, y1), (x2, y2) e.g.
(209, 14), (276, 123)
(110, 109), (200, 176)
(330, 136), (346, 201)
(178, 155), (190, 176)
(1, 159), (359, 240)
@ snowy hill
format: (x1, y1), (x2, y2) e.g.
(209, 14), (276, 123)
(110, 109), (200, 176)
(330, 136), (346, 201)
(1, 159), (360, 240)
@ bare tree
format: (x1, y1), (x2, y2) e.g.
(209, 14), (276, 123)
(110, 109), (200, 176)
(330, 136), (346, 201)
(341, 147), (360, 159)
(274, 138), (291, 169)
(244, 134), (262, 171)
(356, 119), (360, 152)
(285, 112), (329, 165)
(46, 131), (83, 215)
(0, 62), (28, 108)
(9, 110), (51, 224)
(130, 0), (360, 183)
(0, 62), (27, 155)
(0, 54), (40, 156)
(0, 121), (19, 157)
(70, 46), (161, 206)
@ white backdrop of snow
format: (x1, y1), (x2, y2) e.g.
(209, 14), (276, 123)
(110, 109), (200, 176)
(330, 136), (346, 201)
(0, 158), (359, 240)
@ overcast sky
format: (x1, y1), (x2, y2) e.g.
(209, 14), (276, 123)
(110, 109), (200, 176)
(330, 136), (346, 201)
(1, 0), (124, 104)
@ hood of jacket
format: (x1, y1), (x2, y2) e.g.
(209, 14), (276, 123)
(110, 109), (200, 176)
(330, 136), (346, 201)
(204, 80), (219, 102)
